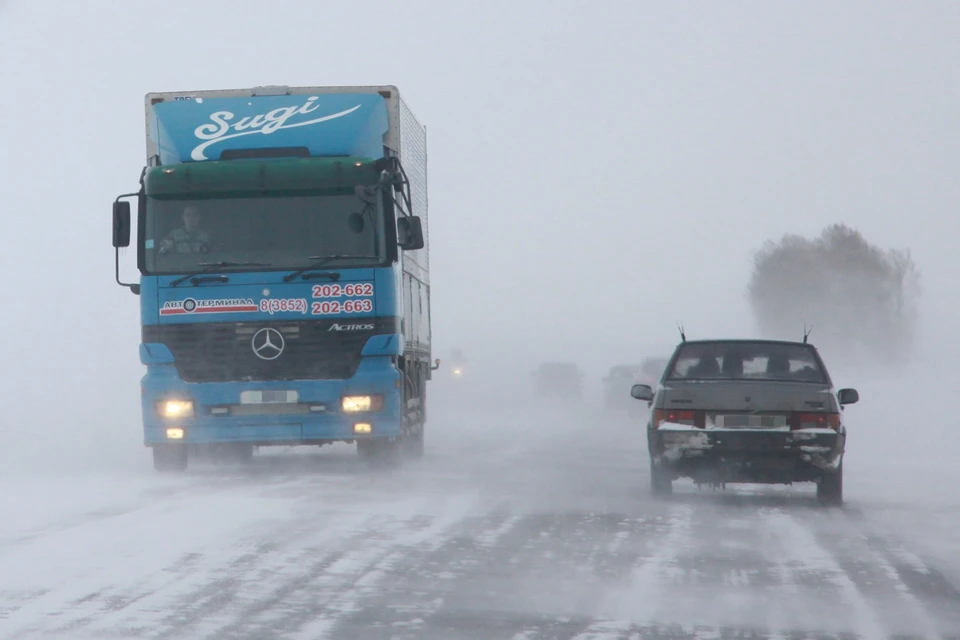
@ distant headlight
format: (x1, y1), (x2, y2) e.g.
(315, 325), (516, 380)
(453, 368), (463, 376)
(342, 395), (384, 412)
(158, 400), (194, 418)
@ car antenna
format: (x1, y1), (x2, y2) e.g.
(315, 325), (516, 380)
(677, 322), (686, 342)
(803, 323), (813, 343)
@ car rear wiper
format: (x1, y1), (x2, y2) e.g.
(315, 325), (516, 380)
(282, 255), (380, 282)
(169, 261), (273, 287)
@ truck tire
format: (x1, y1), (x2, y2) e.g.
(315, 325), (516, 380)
(650, 461), (673, 496)
(817, 464), (843, 506)
(357, 438), (401, 469)
(226, 443), (254, 465)
(401, 371), (425, 459)
(153, 444), (188, 473)
(404, 427), (425, 459)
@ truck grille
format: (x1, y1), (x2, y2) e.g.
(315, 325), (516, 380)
(143, 318), (398, 383)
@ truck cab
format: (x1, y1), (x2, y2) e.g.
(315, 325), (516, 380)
(111, 85), (432, 471)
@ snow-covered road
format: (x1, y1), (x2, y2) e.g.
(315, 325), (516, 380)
(1, 395), (958, 639)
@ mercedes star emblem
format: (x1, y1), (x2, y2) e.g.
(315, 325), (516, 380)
(251, 327), (285, 360)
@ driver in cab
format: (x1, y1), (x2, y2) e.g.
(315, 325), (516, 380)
(159, 205), (211, 254)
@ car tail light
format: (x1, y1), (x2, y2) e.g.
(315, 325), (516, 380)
(653, 409), (703, 428)
(790, 412), (841, 431)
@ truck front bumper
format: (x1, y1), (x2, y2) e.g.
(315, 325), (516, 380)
(141, 355), (402, 446)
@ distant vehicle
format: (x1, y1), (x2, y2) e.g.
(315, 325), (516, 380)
(637, 357), (668, 388)
(603, 357), (668, 414)
(449, 348), (467, 379)
(630, 339), (858, 505)
(533, 361), (584, 400)
(602, 364), (643, 411)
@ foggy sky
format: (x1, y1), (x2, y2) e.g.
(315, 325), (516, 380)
(0, 1), (956, 441)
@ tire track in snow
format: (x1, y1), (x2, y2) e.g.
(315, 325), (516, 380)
(156, 496), (478, 640)
(231, 505), (480, 639)
(762, 509), (889, 639)
(0, 486), (306, 640)
(0, 463), (360, 555)
(298, 508), (522, 640)
(6, 403), (960, 639)
(598, 504), (694, 626)
(0, 473), (479, 640)
(588, 491), (947, 638)
(317, 509), (649, 640)
(825, 529), (960, 636)
(134, 409), (569, 639)
(749, 503), (960, 637)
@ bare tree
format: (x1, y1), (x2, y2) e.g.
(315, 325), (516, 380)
(748, 224), (920, 366)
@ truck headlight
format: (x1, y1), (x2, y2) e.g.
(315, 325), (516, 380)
(158, 400), (195, 418)
(342, 395), (384, 412)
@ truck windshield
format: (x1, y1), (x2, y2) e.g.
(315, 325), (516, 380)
(144, 192), (387, 274)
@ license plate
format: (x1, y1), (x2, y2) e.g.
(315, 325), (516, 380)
(240, 390), (299, 404)
(716, 414), (787, 429)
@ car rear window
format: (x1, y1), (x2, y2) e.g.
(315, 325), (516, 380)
(666, 342), (827, 383)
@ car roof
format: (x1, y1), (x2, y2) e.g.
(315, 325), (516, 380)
(673, 339), (815, 349)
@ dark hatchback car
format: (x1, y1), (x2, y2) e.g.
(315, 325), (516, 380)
(630, 339), (859, 505)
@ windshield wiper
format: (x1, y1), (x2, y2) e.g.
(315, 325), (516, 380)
(169, 261), (272, 287)
(282, 255), (379, 282)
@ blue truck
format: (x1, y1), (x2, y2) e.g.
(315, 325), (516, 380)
(111, 85), (434, 471)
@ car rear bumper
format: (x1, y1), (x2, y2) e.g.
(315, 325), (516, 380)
(649, 427), (844, 484)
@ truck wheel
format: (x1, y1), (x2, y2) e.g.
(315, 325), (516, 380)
(817, 465), (843, 506)
(404, 426), (425, 459)
(356, 440), (375, 460)
(153, 444), (188, 473)
(357, 439), (401, 469)
(650, 461), (673, 496)
(226, 443), (254, 465)
(401, 373), (424, 459)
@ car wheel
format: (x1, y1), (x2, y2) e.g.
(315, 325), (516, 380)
(650, 461), (673, 496)
(153, 444), (188, 473)
(817, 464), (843, 506)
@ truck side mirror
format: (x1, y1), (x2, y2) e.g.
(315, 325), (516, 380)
(113, 201), (131, 248)
(397, 216), (424, 251)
